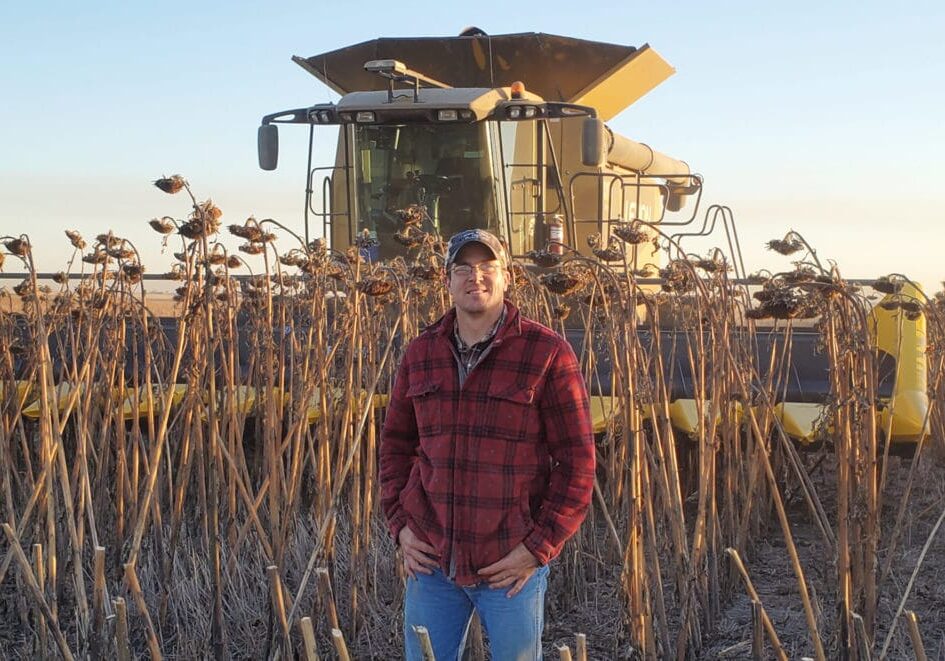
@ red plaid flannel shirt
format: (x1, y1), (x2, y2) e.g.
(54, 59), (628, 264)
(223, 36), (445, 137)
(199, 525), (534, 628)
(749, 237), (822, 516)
(380, 301), (595, 586)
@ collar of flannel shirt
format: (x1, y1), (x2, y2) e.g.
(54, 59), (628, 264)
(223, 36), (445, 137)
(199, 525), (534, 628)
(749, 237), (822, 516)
(453, 306), (507, 372)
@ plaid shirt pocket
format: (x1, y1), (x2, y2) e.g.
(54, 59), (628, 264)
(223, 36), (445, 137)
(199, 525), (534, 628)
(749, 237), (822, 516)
(406, 381), (442, 437)
(485, 382), (537, 442)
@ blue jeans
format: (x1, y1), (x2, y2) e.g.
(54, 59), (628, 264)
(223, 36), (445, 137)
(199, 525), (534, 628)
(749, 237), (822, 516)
(404, 566), (549, 661)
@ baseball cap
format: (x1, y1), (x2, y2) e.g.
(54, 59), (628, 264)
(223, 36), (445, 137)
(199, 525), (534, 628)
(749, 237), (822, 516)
(445, 229), (510, 270)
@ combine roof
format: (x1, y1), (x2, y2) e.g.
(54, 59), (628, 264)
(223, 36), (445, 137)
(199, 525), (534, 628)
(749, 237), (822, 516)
(293, 32), (674, 121)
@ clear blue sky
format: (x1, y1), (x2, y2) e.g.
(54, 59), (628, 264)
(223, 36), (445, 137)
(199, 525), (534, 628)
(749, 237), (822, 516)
(2, 1), (943, 292)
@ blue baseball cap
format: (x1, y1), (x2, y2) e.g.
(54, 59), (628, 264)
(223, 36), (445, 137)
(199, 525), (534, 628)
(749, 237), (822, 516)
(445, 229), (509, 270)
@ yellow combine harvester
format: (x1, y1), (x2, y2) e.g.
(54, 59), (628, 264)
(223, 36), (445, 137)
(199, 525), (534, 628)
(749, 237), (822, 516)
(248, 29), (927, 448)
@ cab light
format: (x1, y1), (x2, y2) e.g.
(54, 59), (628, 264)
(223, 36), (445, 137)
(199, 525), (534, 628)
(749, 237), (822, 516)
(355, 111), (376, 123)
(508, 107), (522, 119)
(510, 81), (525, 99)
(523, 106), (537, 118)
(364, 59), (406, 75)
(339, 112), (352, 122)
(459, 109), (473, 120)
(437, 109), (459, 121)
(318, 111), (332, 123)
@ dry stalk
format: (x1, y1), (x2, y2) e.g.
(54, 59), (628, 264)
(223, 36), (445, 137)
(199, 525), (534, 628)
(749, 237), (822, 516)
(724, 548), (787, 660)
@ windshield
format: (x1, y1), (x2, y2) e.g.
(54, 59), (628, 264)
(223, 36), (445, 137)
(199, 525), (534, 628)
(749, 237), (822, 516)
(353, 123), (499, 260)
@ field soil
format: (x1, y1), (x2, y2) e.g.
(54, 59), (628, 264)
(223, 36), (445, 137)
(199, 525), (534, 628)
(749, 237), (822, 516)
(2, 445), (944, 659)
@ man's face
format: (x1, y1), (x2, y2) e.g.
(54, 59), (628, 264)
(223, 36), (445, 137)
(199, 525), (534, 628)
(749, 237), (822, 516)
(447, 242), (509, 317)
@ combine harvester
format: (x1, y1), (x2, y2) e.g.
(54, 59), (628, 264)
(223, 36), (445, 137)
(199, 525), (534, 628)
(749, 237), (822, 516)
(256, 29), (928, 451)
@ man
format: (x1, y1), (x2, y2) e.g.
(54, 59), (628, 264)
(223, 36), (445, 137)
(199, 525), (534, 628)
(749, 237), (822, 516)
(380, 229), (595, 660)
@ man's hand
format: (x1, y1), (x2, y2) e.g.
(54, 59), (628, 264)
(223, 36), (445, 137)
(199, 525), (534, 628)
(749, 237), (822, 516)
(477, 543), (539, 597)
(398, 525), (439, 579)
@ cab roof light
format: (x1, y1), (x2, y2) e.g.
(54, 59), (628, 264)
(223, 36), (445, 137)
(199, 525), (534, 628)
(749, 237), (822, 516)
(510, 81), (526, 99)
(355, 111), (376, 123)
(364, 59), (407, 75)
(437, 109), (459, 121)
(508, 106), (522, 120)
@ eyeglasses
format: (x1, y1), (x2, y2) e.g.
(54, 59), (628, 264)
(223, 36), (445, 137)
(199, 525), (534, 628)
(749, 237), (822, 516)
(450, 262), (502, 278)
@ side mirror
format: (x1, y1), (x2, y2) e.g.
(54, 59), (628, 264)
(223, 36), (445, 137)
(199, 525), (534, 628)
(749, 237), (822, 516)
(581, 117), (606, 168)
(258, 124), (279, 171)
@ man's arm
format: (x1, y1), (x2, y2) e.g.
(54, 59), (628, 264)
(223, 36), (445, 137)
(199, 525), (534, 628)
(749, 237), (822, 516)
(522, 340), (596, 565)
(378, 354), (418, 542)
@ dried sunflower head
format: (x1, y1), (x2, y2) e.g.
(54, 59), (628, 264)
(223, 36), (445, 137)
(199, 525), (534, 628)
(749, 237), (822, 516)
(13, 279), (31, 297)
(239, 243), (265, 256)
(149, 218), (175, 234)
(409, 264), (440, 281)
(154, 175), (186, 194)
(766, 235), (804, 256)
(279, 252), (303, 267)
(753, 288), (776, 303)
(4, 238), (30, 257)
(592, 237), (624, 262)
(65, 230), (86, 250)
(394, 226), (425, 248)
(164, 267), (185, 281)
(780, 266), (817, 285)
(744, 271), (770, 285)
(694, 256), (729, 274)
(613, 222), (650, 245)
(871, 276), (903, 295)
(539, 271), (587, 296)
(745, 307), (771, 320)
(96, 233), (121, 249)
(307, 238), (328, 259)
(82, 250), (108, 265)
(760, 287), (807, 319)
(526, 249), (562, 268)
(52, 271), (68, 284)
(357, 278), (393, 296)
(106, 246), (135, 260)
(229, 223), (264, 242)
(659, 260), (696, 293)
(121, 263), (144, 283)
(205, 248), (226, 266)
(178, 221), (202, 240)
(552, 304), (571, 320)
(198, 200), (223, 222)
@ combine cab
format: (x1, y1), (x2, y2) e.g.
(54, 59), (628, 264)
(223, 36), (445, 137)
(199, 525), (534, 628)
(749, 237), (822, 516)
(258, 30), (928, 448)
